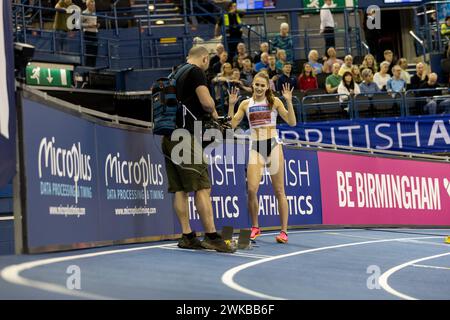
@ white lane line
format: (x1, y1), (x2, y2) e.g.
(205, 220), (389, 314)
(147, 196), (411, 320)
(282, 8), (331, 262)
(0, 216), (13, 221)
(411, 264), (450, 271)
(221, 236), (442, 300)
(379, 252), (450, 300)
(325, 232), (382, 240)
(0, 242), (177, 300)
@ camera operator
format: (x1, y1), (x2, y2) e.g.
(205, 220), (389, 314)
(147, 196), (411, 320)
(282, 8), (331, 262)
(161, 46), (235, 253)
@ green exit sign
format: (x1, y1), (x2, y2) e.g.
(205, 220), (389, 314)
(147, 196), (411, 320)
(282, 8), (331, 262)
(26, 65), (72, 87)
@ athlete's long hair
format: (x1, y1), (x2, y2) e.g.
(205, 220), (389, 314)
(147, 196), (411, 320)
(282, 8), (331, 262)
(253, 71), (275, 109)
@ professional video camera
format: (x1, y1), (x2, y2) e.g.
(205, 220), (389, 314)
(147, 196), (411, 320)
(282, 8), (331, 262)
(203, 114), (232, 135)
(202, 114), (232, 147)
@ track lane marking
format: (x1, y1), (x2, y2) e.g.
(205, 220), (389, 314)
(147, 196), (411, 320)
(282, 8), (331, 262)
(379, 252), (450, 300)
(221, 236), (442, 300)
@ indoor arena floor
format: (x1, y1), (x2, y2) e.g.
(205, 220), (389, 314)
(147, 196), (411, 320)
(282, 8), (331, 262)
(0, 228), (449, 300)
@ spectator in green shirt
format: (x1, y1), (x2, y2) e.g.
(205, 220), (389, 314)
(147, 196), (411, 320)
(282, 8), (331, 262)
(325, 62), (342, 93)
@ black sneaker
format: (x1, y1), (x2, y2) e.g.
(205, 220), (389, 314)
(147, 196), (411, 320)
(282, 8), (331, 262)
(201, 234), (236, 253)
(178, 233), (203, 250)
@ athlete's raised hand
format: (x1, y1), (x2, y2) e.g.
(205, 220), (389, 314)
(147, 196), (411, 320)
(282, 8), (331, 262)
(228, 86), (240, 109)
(282, 83), (294, 102)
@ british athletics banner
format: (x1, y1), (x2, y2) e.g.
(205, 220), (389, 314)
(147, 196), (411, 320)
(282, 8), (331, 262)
(278, 115), (450, 154)
(0, 1), (16, 187)
(182, 143), (323, 233)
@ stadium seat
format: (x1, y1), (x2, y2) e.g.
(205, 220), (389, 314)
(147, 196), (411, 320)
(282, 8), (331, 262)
(316, 73), (329, 89)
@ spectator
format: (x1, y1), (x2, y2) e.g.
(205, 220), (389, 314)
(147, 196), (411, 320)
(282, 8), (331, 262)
(320, 0), (336, 54)
(53, 0), (72, 53)
(359, 54), (378, 74)
(418, 73), (447, 114)
(267, 54), (279, 82)
(339, 55), (353, 77)
(233, 42), (252, 70)
(209, 43), (225, 70)
(272, 23), (294, 62)
(230, 68), (252, 94)
(440, 16), (450, 37)
(442, 47), (450, 85)
(323, 47), (343, 73)
(215, 2), (244, 60)
(359, 68), (381, 94)
(397, 58), (411, 85)
(82, 0), (98, 67)
(277, 63), (297, 92)
(212, 62), (234, 102)
(240, 58), (255, 87)
(297, 63), (318, 91)
(275, 49), (287, 72)
(213, 62), (233, 83)
(383, 50), (397, 76)
(373, 61), (391, 90)
(253, 42), (269, 64)
(255, 52), (269, 72)
(386, 65), (406, 93)
(308, 50), (324, 75)
(325, 62), (342, 94)
(351, 65), (362, 84)
(338, 71), (360, 103)
(410, 62), (428, 90)
(213, 51), (229, 75)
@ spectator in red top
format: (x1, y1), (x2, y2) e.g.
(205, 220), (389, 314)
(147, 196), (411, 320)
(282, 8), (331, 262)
(297, 62), (318, 91)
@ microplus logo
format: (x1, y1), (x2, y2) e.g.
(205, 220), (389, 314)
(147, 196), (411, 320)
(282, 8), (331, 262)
(38, 137), (93, 182)
(104, 153), (163, 204)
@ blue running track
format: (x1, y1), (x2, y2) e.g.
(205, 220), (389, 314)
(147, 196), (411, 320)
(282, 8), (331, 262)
(0, 228), (449, 300)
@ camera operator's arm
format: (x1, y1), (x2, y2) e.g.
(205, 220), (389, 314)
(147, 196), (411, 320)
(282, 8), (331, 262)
(196, 85), (218, 120)
(228, 87), (246, 129)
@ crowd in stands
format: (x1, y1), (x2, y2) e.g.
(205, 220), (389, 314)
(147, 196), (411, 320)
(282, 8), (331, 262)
(205, 21), (450, 117)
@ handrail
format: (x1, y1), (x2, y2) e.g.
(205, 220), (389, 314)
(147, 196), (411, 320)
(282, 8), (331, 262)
(302, 93), (348, 102)
(112, 0), (120, 36)
(405, 87), (450, 96)
(13, 2), (363, 57)
(409, 30), (428, 63)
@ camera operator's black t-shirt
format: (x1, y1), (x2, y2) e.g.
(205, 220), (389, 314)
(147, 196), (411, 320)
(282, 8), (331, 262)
(176, 64), (209, 133)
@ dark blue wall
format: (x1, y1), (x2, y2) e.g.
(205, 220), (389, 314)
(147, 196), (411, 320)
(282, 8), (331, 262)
(0, 220), (14, 255)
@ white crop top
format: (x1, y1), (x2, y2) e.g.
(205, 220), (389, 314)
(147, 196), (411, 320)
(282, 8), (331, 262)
(245, 98), (278, 129)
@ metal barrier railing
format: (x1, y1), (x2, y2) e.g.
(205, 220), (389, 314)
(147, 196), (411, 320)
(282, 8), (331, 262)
(404, 87), (450, 116)
(12, 3), (222, 69)
(12, 2), (366, 69)
(414, 0), (450, 55)
(353, 92), (403, 118)
(302, 93), (350, 122)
